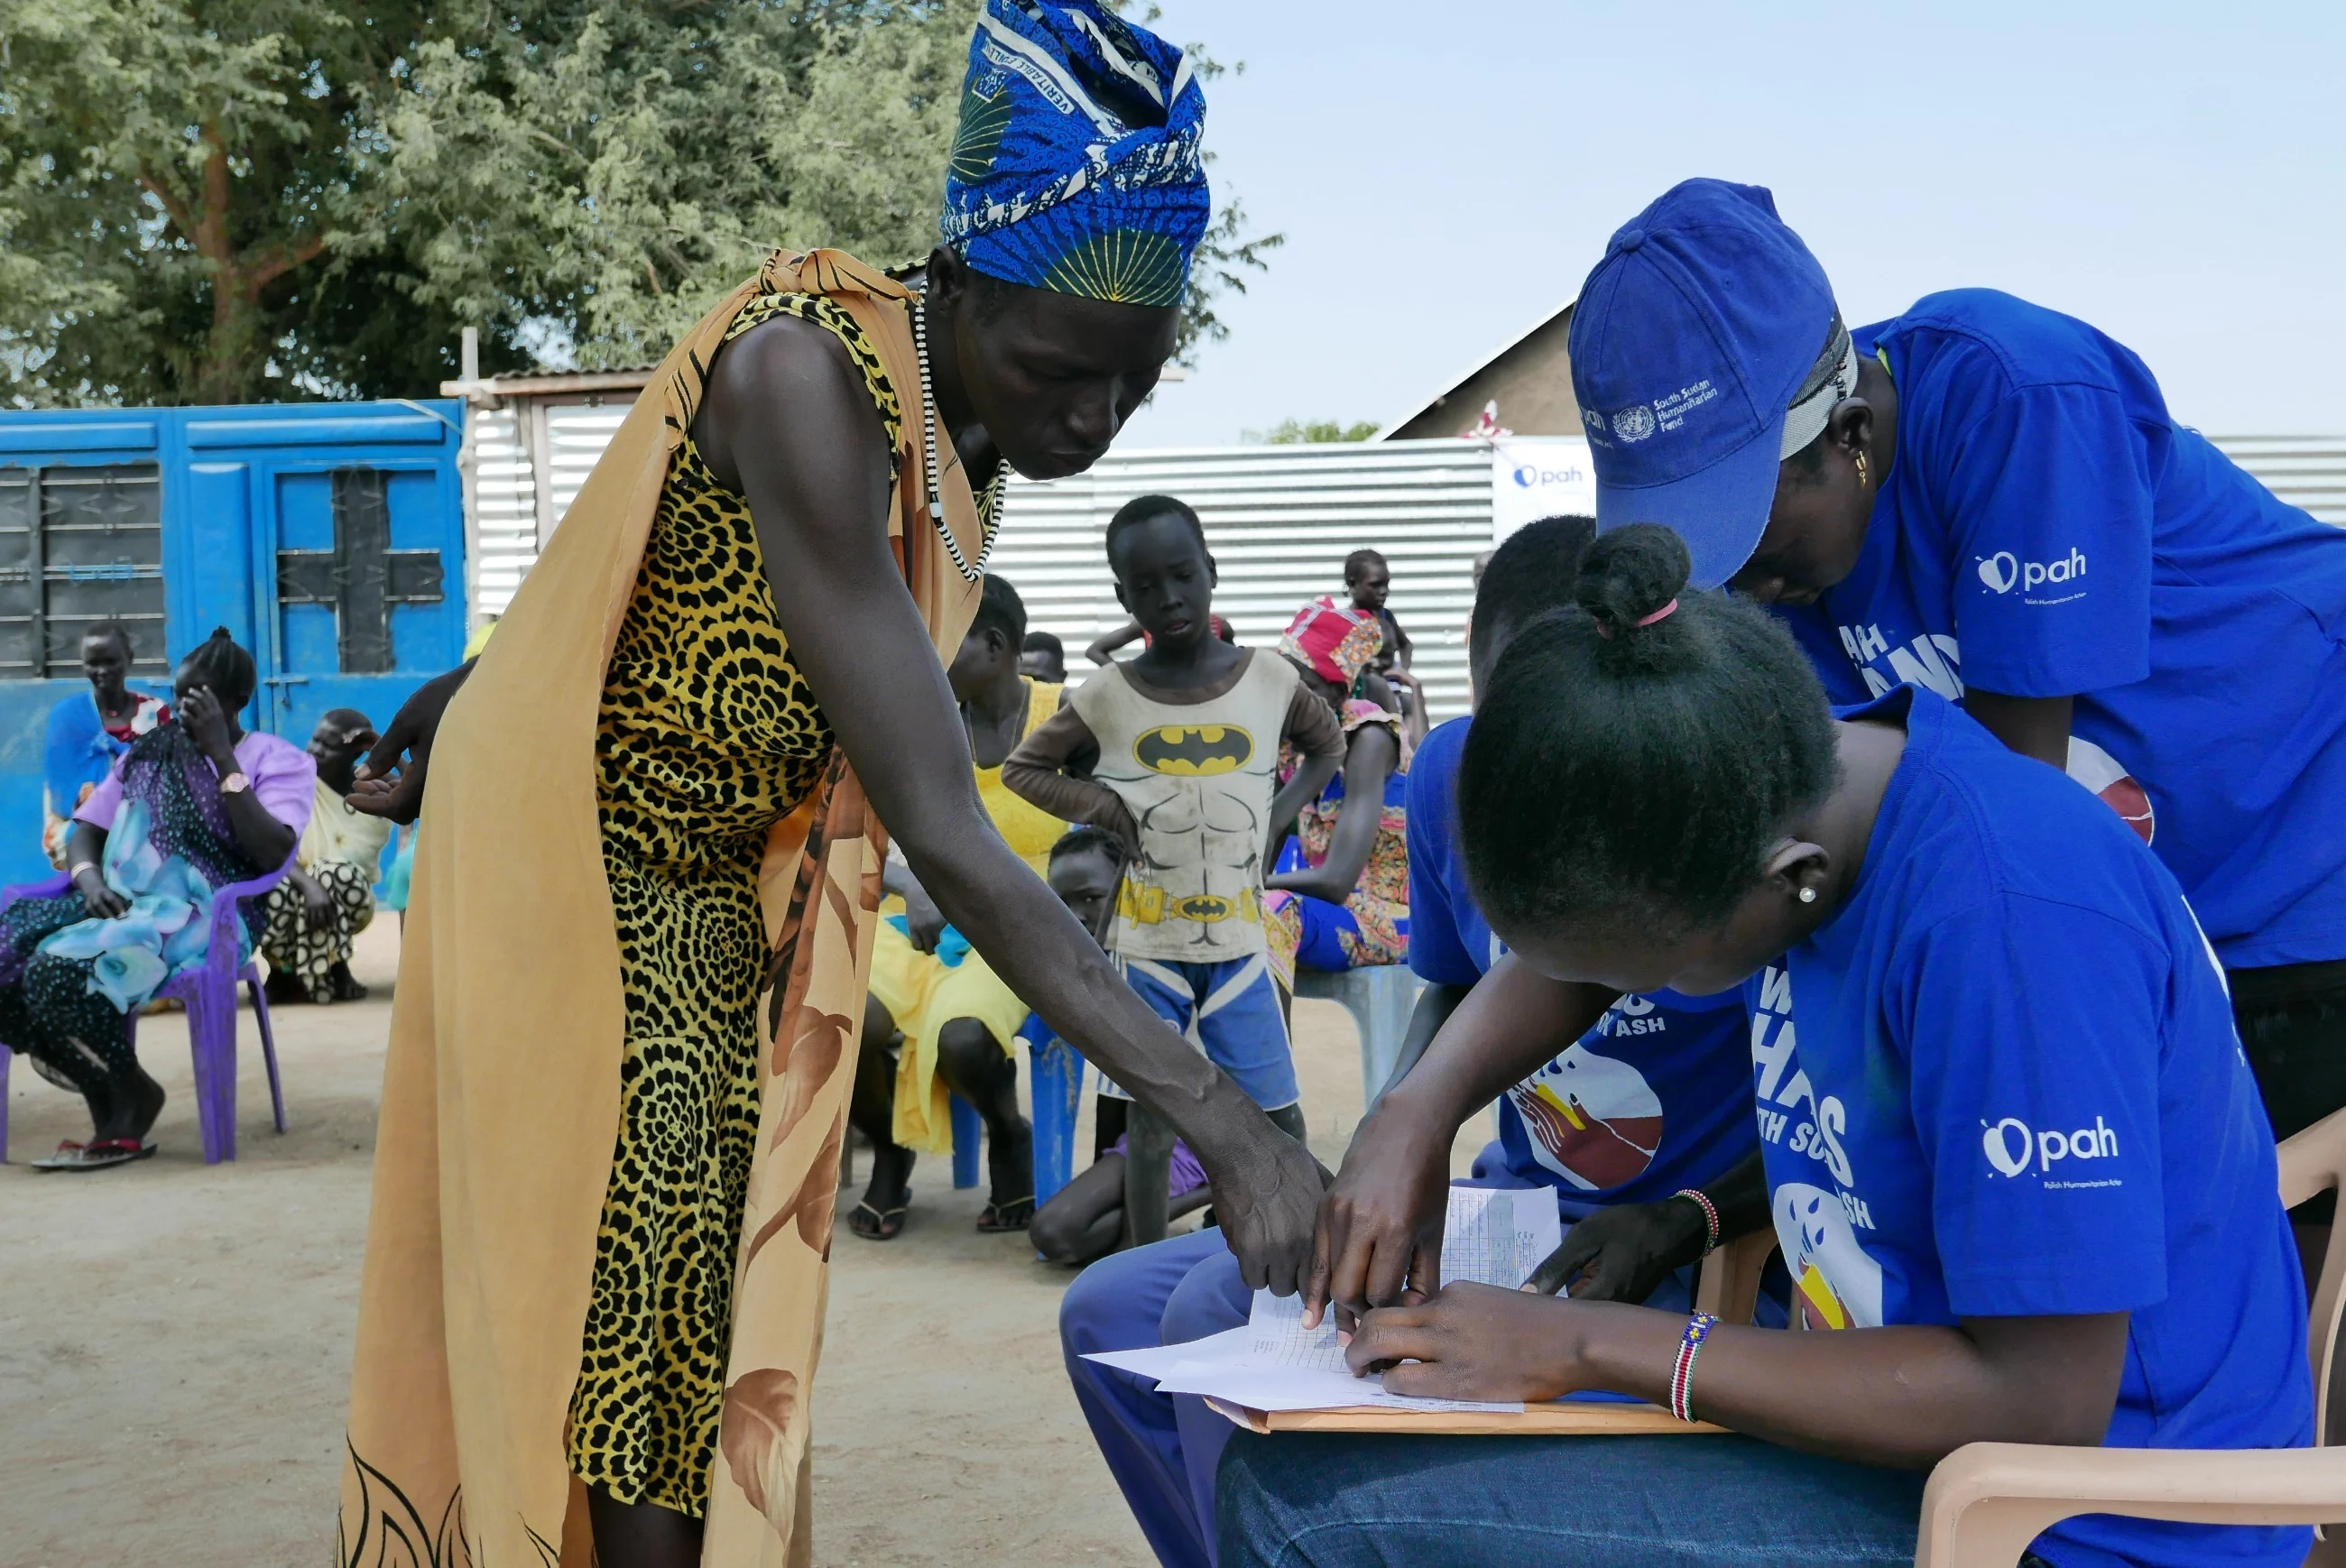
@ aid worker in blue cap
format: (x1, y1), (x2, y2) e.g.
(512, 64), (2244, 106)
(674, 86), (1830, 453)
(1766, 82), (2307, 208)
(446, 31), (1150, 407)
(1569, 179), (2346, 1216)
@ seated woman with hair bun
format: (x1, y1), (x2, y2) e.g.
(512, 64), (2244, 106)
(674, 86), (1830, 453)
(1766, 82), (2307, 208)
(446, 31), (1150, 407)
(0, 629), (314, 1170)
(1243, 526), (2313, 1568)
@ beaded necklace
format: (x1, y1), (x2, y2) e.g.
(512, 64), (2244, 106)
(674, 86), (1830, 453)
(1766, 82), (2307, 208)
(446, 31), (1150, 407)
(908, 291), (1006, 583)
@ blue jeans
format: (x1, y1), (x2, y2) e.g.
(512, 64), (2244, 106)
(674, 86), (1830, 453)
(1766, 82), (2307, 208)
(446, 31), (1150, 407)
(1060, 1227), (1705, 1568)
(1061, 1229), (1249, 1568)
(1216, 1431), (1934, 1567)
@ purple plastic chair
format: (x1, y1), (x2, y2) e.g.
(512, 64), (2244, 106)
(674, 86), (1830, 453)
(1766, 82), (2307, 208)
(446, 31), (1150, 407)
(0, 861), (291, 1165)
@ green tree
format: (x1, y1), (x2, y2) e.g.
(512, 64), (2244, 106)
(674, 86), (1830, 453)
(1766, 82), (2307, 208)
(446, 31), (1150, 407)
(374, 2), (962, 371)
(0, 0), (450, 404)
(2, 0), (1276, 407)
(382, 0), (1271, 368)
(1254, 418), (1381, 444)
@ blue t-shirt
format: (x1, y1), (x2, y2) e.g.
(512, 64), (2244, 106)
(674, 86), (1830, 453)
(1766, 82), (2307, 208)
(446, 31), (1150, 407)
(1747, 687), (2308, 1568)
(1811, 289), (2346, 970)
(1406, 716), (1756, 1222)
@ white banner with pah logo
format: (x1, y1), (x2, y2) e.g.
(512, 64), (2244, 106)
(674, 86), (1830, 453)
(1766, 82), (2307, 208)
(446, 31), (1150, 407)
(1492, 437), (1595, 542)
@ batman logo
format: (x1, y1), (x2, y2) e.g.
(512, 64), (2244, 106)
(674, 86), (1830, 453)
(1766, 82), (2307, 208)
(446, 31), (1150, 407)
(1172, 893), (1234, 922)
(1133, 724), (1254, 776)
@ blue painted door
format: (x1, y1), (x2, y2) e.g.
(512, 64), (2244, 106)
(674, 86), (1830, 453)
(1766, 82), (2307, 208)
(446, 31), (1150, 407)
(256, 458), (462, 741)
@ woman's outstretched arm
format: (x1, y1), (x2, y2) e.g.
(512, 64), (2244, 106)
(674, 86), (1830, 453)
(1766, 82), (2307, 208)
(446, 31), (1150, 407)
(346, 659), (476, 824)
(700, 314), (1327, 1292)
(1308, 956), (1617, 1325)
(1348, 1287), (2129, 1470)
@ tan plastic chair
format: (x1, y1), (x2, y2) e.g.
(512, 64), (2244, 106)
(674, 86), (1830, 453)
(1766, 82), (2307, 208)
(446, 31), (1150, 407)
(1915, 1102), (2346, 1566)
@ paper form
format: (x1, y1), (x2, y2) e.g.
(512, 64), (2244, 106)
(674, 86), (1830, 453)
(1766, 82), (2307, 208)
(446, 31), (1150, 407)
(1083, 1186), (1564, 1415)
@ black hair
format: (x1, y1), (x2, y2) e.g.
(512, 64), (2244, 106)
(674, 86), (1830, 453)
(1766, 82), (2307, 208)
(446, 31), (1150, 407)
(80, 621), (134, 659)
(1049, 824), (1130, 875)
(1104, 493), (1207, 575)
(1466, 515), (1595, 673)
(1021, 630), (1064, 659)
(1343, 548), (1388, 583)
(1460, 524), (1839, 941)
(177, 626), (258, 711)
(972, 573), (1029, 648)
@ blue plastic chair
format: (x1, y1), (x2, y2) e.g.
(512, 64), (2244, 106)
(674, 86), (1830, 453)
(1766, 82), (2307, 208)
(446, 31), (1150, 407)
(1026, 1027), (1086, 1209)
(949, 1093), (982, 1188)
(1295, 964), (1423, 1109)
(944, 1019), (1086, 1206)
(0, 862), (292, 1165)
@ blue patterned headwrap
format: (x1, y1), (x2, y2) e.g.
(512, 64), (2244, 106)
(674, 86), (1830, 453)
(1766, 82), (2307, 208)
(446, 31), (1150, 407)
(939, 1), (1210, 309)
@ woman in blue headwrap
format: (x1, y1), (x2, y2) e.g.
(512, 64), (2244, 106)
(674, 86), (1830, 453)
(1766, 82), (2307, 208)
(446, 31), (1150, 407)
(337, 6), (1325, 1563)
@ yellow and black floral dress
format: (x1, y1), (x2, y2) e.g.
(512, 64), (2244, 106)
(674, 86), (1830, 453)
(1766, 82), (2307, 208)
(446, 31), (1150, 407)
(564, 291), (918, 1515)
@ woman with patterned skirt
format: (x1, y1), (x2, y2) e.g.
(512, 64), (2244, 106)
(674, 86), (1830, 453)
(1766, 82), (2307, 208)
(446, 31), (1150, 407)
(1265, 599), (1411, 988)
(336, 7), (1325, 1567)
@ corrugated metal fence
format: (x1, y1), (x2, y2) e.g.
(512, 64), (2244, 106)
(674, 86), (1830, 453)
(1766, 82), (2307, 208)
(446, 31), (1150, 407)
(989, 441), (1492, 720)
(473, 400), (642, 617)
(466, 421), (2346, 724)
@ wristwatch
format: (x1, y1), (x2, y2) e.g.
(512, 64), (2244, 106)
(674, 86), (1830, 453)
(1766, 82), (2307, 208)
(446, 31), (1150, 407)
(219, 770), (251, 795)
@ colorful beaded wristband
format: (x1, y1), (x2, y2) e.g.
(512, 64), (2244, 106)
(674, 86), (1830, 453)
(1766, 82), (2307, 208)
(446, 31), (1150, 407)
(1669, 1311), (1719, 1423)
(1672, 1187), (1722, 1255)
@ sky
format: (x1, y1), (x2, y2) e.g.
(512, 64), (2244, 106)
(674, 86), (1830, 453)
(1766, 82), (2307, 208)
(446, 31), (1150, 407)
(1115, 1), (2346, 448)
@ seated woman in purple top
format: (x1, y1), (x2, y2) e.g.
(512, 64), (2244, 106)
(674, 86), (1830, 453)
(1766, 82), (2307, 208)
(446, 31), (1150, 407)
(0, 630), (316, 1170)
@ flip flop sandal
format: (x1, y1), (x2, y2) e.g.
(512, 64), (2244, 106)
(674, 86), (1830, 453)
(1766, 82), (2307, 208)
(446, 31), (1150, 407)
(31, 1138), (156, 1172)
(848, 1198), (909, 1241)
(977, 1195), (1035, 1233)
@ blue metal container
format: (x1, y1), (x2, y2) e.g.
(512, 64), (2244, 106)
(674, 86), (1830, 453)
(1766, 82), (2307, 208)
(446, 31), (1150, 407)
(0, 400), (466, 885)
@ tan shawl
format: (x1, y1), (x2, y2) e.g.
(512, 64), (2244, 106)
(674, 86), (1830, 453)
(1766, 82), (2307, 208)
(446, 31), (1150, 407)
(339, 249), (983, 1567)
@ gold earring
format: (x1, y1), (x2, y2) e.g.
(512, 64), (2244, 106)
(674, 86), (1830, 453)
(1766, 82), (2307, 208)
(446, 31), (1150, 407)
(1853, 450), (1870, 491)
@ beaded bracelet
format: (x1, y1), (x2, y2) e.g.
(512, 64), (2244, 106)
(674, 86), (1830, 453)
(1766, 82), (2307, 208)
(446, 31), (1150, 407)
(1672, 1187), (1722, 1255)
(1669, 1311), (1720, 1423)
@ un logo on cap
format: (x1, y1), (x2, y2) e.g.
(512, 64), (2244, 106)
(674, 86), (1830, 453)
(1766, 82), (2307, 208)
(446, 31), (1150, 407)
(1611, 405), (1657, 443)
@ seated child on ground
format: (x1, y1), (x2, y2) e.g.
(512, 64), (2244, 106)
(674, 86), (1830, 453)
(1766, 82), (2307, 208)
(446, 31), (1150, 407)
(260, 708), (388, 1005)
(1029, 827), (1215, 1266)
(1003, 493), (1345, 1135)
(1225, 527), (2313, 1568)
(849, 575), (1065, 1239)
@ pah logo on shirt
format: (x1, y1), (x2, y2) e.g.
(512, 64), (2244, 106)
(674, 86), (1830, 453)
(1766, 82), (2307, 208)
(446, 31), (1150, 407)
(1976, 549), (2087, 596)
(1981, 1115), (2120, 1177)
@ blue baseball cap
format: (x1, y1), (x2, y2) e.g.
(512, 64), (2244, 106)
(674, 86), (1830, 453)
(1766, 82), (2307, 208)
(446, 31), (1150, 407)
(1569, 180), (1849, 589)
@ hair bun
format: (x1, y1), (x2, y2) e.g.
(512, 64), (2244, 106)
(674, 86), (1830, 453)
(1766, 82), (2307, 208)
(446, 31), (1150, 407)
(1575, 524), (1693, 638)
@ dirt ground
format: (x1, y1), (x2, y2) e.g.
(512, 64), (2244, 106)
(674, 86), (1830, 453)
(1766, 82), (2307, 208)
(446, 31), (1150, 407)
(0, 923), (1487, 1568)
